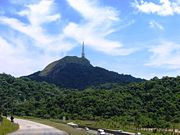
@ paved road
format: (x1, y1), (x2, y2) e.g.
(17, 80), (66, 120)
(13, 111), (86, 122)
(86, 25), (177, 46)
(8, 118), (68, 135)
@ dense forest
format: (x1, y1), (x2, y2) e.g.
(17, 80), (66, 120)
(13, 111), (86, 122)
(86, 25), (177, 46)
(0, 73), (179, 129)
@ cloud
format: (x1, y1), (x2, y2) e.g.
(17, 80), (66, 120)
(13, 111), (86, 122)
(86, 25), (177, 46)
(0, 36), (33, 76)
(0, 16), (49, 45)
(0, 34), (64, 76)
(134, 0), (180, 16)
(0, 0), (60, 44)
(0, 0), (73, 53)
(66, 0), (119, 22)
(146, 41), (180, 69)
(64, 22), (135, 56)
(149, 20), (164, 30)
(64, 0), (136, 55)
(18, 0), (60, 26)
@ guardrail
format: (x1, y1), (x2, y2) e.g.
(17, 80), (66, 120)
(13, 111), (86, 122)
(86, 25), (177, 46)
(78, 125), (135, 135)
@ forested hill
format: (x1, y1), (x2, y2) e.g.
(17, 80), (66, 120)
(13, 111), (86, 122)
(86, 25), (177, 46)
(27, 56), (144, 89)
(0, 73), (179, 128)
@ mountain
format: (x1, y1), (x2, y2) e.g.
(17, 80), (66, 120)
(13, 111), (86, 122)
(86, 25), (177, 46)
(27, 56), (144, 89)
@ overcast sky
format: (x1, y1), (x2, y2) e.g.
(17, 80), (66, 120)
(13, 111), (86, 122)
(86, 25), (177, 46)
(0, 0), (180, 79)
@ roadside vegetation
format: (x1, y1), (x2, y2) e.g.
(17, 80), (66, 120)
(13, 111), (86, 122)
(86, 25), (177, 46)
(68, 119), (179, 135)
(0, 117), (19, 135)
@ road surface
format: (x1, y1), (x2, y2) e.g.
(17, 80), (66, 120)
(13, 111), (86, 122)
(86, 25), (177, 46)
(8, 118), (68, 135)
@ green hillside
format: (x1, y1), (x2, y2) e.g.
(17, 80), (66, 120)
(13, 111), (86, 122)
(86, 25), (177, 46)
(27, 56), (144, 89)
(0, 73), (179, 129)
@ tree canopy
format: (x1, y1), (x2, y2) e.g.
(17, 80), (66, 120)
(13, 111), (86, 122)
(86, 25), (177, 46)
(0, 73), (179, 128)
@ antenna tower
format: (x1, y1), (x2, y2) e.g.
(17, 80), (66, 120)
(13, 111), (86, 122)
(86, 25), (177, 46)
(81, 42), (85, 58)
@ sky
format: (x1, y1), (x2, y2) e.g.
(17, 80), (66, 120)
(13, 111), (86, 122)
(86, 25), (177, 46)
(0, 0), (180, 79)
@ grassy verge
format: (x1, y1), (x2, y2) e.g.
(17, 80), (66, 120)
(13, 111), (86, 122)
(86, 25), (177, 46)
(20, 117), (93, 135)
(67, 120), (179, 135)
(175, 123), (180, 130)
(0, 117), (19, 135)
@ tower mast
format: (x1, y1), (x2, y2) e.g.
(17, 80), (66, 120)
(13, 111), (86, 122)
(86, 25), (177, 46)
(81, 42), (85, 58)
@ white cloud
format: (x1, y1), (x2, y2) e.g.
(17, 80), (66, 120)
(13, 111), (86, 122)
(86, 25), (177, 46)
(146, 41), (180, 69)
(134, 0), (180, 16)
(0, 35), (64, 76)
(0, 16), (50, 45)
(1, 0), (60, 45)
(0, 0), (72, 53)
(18, 0), (60, 26)
(149, 20), (164, 30)
(0, 36), (33, 76)
(64, 22), (135, 56)
(66, 0), (119, 23)
(64, 0), (135, 55)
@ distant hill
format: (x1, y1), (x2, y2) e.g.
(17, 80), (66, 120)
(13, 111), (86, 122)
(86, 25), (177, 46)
(27, 56), (144, 89)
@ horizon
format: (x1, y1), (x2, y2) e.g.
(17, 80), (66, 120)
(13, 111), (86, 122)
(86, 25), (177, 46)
(0, 0), (180, 79)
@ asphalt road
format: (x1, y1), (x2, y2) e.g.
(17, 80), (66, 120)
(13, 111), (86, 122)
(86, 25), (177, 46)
(8, 118), (68, 135)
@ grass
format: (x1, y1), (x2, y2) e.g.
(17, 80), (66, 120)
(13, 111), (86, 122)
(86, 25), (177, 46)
(20, 116), (93, 135)
(175, 123), (180, 130)
(66, 119), (179, 135)
(0, 117), (19, 135)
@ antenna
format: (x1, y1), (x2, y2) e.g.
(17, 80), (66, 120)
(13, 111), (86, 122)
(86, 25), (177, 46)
(81, 42), (85, 58)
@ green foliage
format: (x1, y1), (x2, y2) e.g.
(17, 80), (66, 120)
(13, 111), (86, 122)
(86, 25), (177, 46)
(0, 73), (179, 129)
